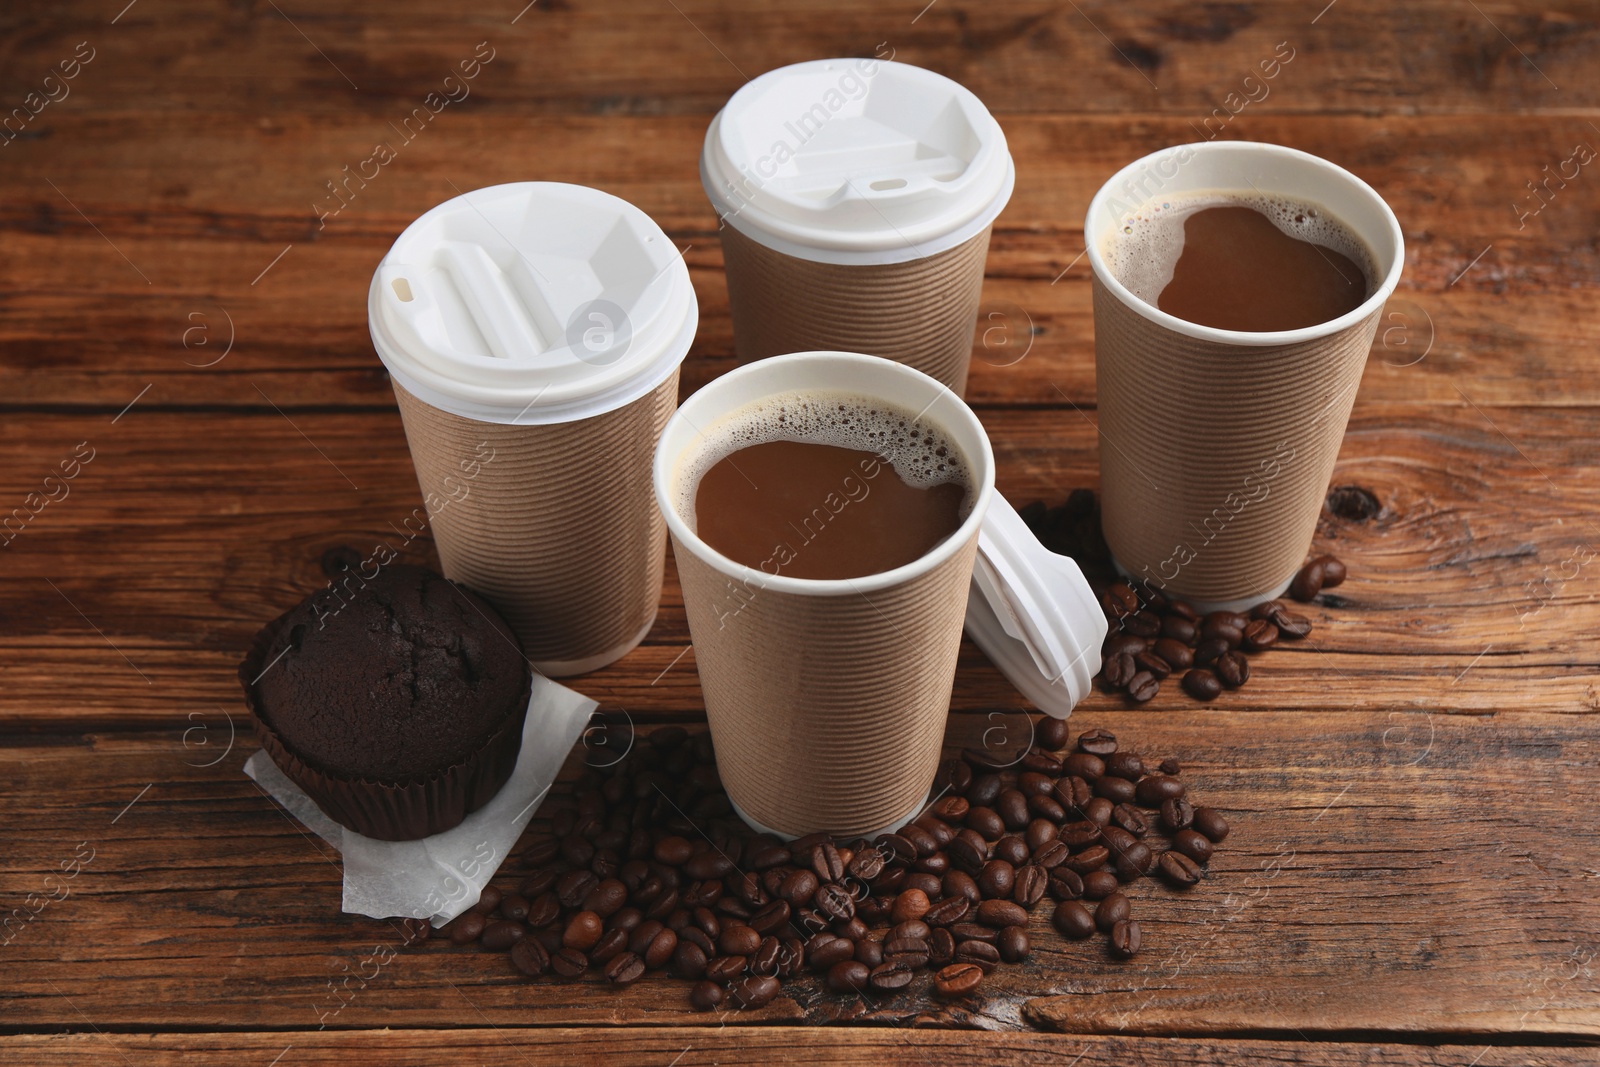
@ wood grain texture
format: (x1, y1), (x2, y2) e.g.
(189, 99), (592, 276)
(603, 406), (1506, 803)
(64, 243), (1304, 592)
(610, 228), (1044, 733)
(2, 714), (1598, 1036)
(4, 1030), (1597, 1067)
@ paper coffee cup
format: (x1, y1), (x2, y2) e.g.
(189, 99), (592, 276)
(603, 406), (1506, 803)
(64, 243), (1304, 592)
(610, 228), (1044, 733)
(654, 352), (1105, 840)
(701, 59), (1014, 395)
(370, 183), (697, 675)
(1085, 142), (1405, 612)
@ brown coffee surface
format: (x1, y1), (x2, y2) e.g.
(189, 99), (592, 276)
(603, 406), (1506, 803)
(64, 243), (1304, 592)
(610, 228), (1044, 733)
(1157, 204), (1369, 331)
(693, 440), (965, 580)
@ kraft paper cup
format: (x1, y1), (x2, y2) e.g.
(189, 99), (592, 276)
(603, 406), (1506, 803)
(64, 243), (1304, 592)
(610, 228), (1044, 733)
(701, 59), (1014, 395)
(655, 352), (996, 839)
(1085, 142), (1404, 612)
(370, 183), (697, 675)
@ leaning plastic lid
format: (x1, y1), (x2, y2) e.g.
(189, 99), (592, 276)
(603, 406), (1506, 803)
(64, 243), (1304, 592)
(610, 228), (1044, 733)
(966, 496), (1107, 718)
(701, 59), (1014, 266)
(369, 182), (697, 425)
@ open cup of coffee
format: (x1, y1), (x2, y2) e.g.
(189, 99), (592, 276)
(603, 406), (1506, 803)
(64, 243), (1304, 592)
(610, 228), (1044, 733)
(654, 352), (1106, 839)
(700, 59), (1014, 395)
(369, 182), (697, 675)
(1085, 141), (1405, 611)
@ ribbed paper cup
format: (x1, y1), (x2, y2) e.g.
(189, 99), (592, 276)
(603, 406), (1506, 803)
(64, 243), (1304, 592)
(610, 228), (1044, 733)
(392, 371), (678, 677)
(1085, 142), (1405, 611)
(655, 352), (997, 840)
(720, 224), (992, 394)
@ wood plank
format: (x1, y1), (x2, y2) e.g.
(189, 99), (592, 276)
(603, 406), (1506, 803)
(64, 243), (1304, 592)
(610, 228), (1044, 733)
(3, 1029), (1596, 1067)
(0, 403), (1596, 730)
(1, 713), (1597, 1036)
(3, 0), (1594, 118)
(2, 113), (1598, 409)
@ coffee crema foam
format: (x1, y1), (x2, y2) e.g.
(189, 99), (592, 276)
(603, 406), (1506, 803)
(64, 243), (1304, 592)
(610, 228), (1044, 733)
(1104, 192), (1376, 306)
(676, 391), (973, 529)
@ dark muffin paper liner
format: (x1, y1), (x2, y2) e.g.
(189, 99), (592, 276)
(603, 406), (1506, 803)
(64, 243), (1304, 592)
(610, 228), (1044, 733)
(238, 607), (532, 842)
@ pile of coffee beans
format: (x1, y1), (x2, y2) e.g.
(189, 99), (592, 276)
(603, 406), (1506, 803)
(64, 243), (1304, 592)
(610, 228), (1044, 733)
(433, 716), (1229, 1012)
(1018, 491), (1347, 705)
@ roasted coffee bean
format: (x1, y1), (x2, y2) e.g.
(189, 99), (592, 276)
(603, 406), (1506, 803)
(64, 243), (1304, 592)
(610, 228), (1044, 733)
(750, 936), (781, 976)
(1111, 803), (1149, 836)
(966, 806), (1005, 840)
(729, 974), (782, 1010)
(556, 870), (600, 910)
(1100, 826), (1137, 854)
(927, 927), (956, 967)
(1125, 609), (1161, 638)
(834, 917), (868, 942)
(583, 879), (628, 918)
(1159, 612), (1197, 642)
(1028, 793), (1067, 824)
(814, 883), (855, 922)
(690, 980), (724, 1011)
(1113, 842), (1154, 882)
(997, 789), (1030, 830)
(1275, 609), (1312, 638)
(1053, 776), (1092, 811)
(685, 851), (734, 880)
(891, 888), (931, 924)
(1174, 829), (1214, 864)
(934, 961), (984, 998)
(550, 947), (588, 977)
(1110, 919), (1142, 958)
(997, 925), (1030, 963)
(608, 908), (644, 935)
(1160, 798), (1195, 832)
(1012, 865), (1047, 907)
(1095, 892), (1131, 931)
(993, 835), (1029, 867)
(1105, 752), (1144, 779)
(1153, 637), (1194, 671)
(876, 833), (917, 864)
(1051, 900), (1095, 940)
(853, 935), (886, 968)
(1065, 845), (1111, 875)
(629, 919), (666, 956)
(448, 912), (487, 945)
(1133, 651), (1172, 681)
(1104, 582), (1140, 616)
(967, 773), (1003, 807)
(1018, 771), (1055, 799)
(949, 828), (990, 872)
(934, 757), (974, 795)
(1060, 820), (1101, 849)
(644, 887), (681, 921)
(719, 923), (761, 957)
(473, 885), (504, 916)
(931, 795), (970, 823)
(691, 906), (721, 939)
(1194, 807), (1231, 842)
(809, 934), (855, 971)
(962, 746), (1012, 771)
(805, 842), (843, 883)
(483, 920), (527, 952)
(704, 955), (748, 982)
(1290, 559), (1325, 601)
(643, 926), (678, 969)
(1182, 668), (1222, 701)
(1316, 554), (1346, 588)
(972, 857), (1011, 902)
(901, 824), (939, 859)
(1103, 632), (1150, 660)
(1215, 651), (1250, 688)
(510, 936), (550, 976)
(1083, 797), (1114, 827)
(653, 836), (693, 866)
(1047, 867), (1085, 900)
(1242, 619), (1279, 651)
(884, 935), (930, 969)
(1136, 775), (1186, 805)
(1033, 839), (1070, 870)
(827, 959), (871, 993)
(1077, 728), (1118, 756)
(1200, 616), (1244, 647)
(950, 921), (996, 944)
(1025, 818), (1058, 852)
(499, 892), (530, 922)
(1036, 715), (1071, 751)
(944, 869), (982, 906)
(604, 951), (646, 986)
(521, 868), (558, 898)
(954, 938), (1001, 973)
(1159, 757), (1181, 775)
(914, 850), (950, 877)
(749, 844), (791, 870)
(752, 902), (796, 934)
(1082, 870), (1119, 899)
(1193, 638), (1230, 666)
(846, 846), (886, 882)
(924, 895), (970, 927)
(1102, 651), (1136, 688)
(1159, 850), (1204, 887)
(524, 835), (560, 868)
(669, 939), (708, 978)
(1125, 671), (1160, 702)
(561, 835), (596, 867)
(1021, 751), (1064, 776)
(778, 869), (819, 908)
(905, 872), (943, 898)
(976, 899), (1028, 928)
(1094, 775), (1136, 803)
(1063, 753), (1106, 783)
(868, 959), (914, 991)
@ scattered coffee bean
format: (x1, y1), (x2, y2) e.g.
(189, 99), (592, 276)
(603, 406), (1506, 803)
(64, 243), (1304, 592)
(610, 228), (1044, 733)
(1181, 669), (1222, 701)
(604, 951), (646, 986)
(1290, 559), (1325, 601)
(1158, 851), (1204, 887)
(1077, 728), (1118, 756)
(976, 900), (1029, 928)
(1052, 900), (1095, 940)
(1316, 555), (1346, 588)
(690, 979), (724, 1011)
(1136, 775), (1185, 805)
(869, 959), (915, 991)
(1110, 919), (1142, 958)
(827, 959), (870, 993)
(1242, 619), (1279, 651)
(729, 974), (782, 1009)
(1159, 758), (1181, 776)
(1173, 829), (1214, 864)
(1036, 716), (1071, 751)
(448, 912), (486, 946)
(1214, 651), (1249, 688)
(954, 938), (1001, 973)
(1160, 798), (1195, 833)
(1082, 870), (1119, 900)
(510, 937), (550, 977)
(550, 947), (588, 978)
(1194, 807), (1231, 842)
(1126, 671), (1160, 702)
(997, 926), (1030, 963)
(934, 962), (984, 998)
(1095, 892), (1131, 931)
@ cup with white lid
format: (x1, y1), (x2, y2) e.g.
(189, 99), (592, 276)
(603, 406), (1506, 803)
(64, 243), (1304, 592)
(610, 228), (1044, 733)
(369, 181), (697, 676)
(701, 58), (1014, 395)
(654, 351), (1106, 840)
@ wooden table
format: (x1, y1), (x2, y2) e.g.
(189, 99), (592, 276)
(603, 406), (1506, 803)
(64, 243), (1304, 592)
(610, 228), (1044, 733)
(4, 1), (1598, 1063)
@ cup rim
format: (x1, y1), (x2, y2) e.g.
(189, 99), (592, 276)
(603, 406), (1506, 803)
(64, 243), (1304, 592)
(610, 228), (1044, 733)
(653, 351), (997, 597)
(1084, 141), (1405, 347)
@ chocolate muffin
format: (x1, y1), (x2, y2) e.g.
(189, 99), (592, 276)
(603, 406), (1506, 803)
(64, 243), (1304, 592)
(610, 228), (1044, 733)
(240, 564), (531, 840)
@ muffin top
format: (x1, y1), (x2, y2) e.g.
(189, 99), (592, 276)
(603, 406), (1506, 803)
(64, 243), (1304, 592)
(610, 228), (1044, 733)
(251, 564), (529, 781)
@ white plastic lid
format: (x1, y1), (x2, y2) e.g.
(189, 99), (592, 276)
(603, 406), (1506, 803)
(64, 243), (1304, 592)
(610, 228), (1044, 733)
(369, 182), (697, 425)
(701, 59), (1014, 265)
(966, 495), (1107, 718)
